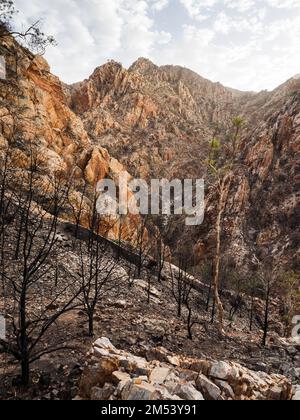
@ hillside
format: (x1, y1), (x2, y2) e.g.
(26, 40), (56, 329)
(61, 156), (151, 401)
(0, 34), (299, 401)
(68, 57), (300, 271)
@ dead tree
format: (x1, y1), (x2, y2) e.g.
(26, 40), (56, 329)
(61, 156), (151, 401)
(260, 269), (275, 347)
(135, 216), (149, 278)
(77, 189), (121, 336)
(244, 274), (261, 332)
(0, 0), (56, 54)
(154, 215), (172, 284)
(170, 255), (190, 318)
(279, 270), (300, 337)
(184, 283), (195, 340)
(69, 183), (87, 244)
(0, 156), (81, 385)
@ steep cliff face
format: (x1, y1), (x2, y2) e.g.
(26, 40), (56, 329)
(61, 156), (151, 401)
(242, 88), (300, 268)
(0, 37), (141, 243)
(69, 58), (299, 269)
(68, 58), (243, 180)
(194, 82), (300, 270)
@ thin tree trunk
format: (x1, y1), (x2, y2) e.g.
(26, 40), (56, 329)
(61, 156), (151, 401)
(206, 277), (212, 312)
(212, 177), (230, 335)
(178, 294), (182, 318)
(211, 296), (216, 323)
(262, 280), (270, 346)
(88, 313), (94, 337)
(21, 357), (30, 386)
(250, 293), (254, 332)
(187, 307), (193, 340)
(20, 285), (29, 385)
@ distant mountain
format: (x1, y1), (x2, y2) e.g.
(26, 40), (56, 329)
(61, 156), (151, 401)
(68, 57), (300, 270)
(1, 36), (299, 269)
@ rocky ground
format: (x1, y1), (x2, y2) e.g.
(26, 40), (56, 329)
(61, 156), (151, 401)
(77, 337), (298, 401)
(0, 221), (299, 400)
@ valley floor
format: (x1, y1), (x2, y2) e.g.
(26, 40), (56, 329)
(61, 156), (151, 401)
(0, 225), (299, 400)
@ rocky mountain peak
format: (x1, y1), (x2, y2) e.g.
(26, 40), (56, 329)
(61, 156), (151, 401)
(65, 56), (300, 270)
(129, 57), (157, 74)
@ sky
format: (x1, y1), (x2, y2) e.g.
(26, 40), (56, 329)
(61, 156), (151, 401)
(13, 0), (300, 91)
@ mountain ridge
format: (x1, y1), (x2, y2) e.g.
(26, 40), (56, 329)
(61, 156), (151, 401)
(67, 56), (300, 271)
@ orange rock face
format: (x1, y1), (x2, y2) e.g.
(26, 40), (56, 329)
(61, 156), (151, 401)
(0, 37), (143, 245)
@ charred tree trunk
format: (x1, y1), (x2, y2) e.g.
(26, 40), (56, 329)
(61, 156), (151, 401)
(88, 313), (94, 337)
(212, 175), (231, 335)
(262, 279), (271, 346)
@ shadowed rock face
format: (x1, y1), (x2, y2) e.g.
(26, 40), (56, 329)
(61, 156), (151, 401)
(68, 58), (300, 269)
(68, 58), (243, 180)
(0, 37), (142, 244)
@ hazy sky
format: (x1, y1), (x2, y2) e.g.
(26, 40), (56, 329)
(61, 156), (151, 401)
(14, 0), (300, 91)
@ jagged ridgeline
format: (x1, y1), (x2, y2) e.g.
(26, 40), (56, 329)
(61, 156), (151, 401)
(0, 9), (299, 400)
(67, 57), (300, 271)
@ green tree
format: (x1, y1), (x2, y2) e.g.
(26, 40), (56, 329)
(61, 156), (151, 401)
(280, 270), (300, 336)
(205, 117), (246, 335)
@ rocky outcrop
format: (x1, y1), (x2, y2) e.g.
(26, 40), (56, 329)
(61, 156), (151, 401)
(68, 59), (243, 181)
(77, 338), (294, 401)
(0, 36), (142, 244)
(196, 87), (300, 270)
(68, 57), (300, 271)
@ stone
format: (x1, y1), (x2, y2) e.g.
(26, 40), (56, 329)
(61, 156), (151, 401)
(114, 300), (127, 309)
(268, 385), (284, 401)
(144, 319), (166, 340)
(116, 380), (131, 397)
(149, 367), (170, 385)
(210, 362), (239, 381)
(164, 373), (181, 395)
(214, 380), (235, 399)
(79, 357), (119, 398)
(196, 373), (223, 401)
(122, 381), (159, 400)
(119, 355), (150, 376)
(175, 383), (205, 401)
(190, 360), (212, 377)
(111, 371), (131, 385)
(292, 386), (300, 401)
(91, 383), (115, 400)
(94, 347), (110, 358)
(146, 347), (170, 363)
(79, 339), (294, 401)
(178, 369), (199, 383)
(134, 280), (161, 298)
(167, 355), (181, 367)
(155, 386), (182, 401)
(286, 346), (298, 356)
(137, 376), (149, 383)
(94, 338), (117, 352)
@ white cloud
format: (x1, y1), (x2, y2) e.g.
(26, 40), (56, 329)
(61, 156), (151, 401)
(153, 4), (300, 91)
(265, 0), (300, 8)
(11, 0), (300, 91)
(180, 0), (218, 20)
(224, 0), (255, 12)
(14, 0), (172, 83)
(150, 0), (169, 11)
(183, 25), (215, 45)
